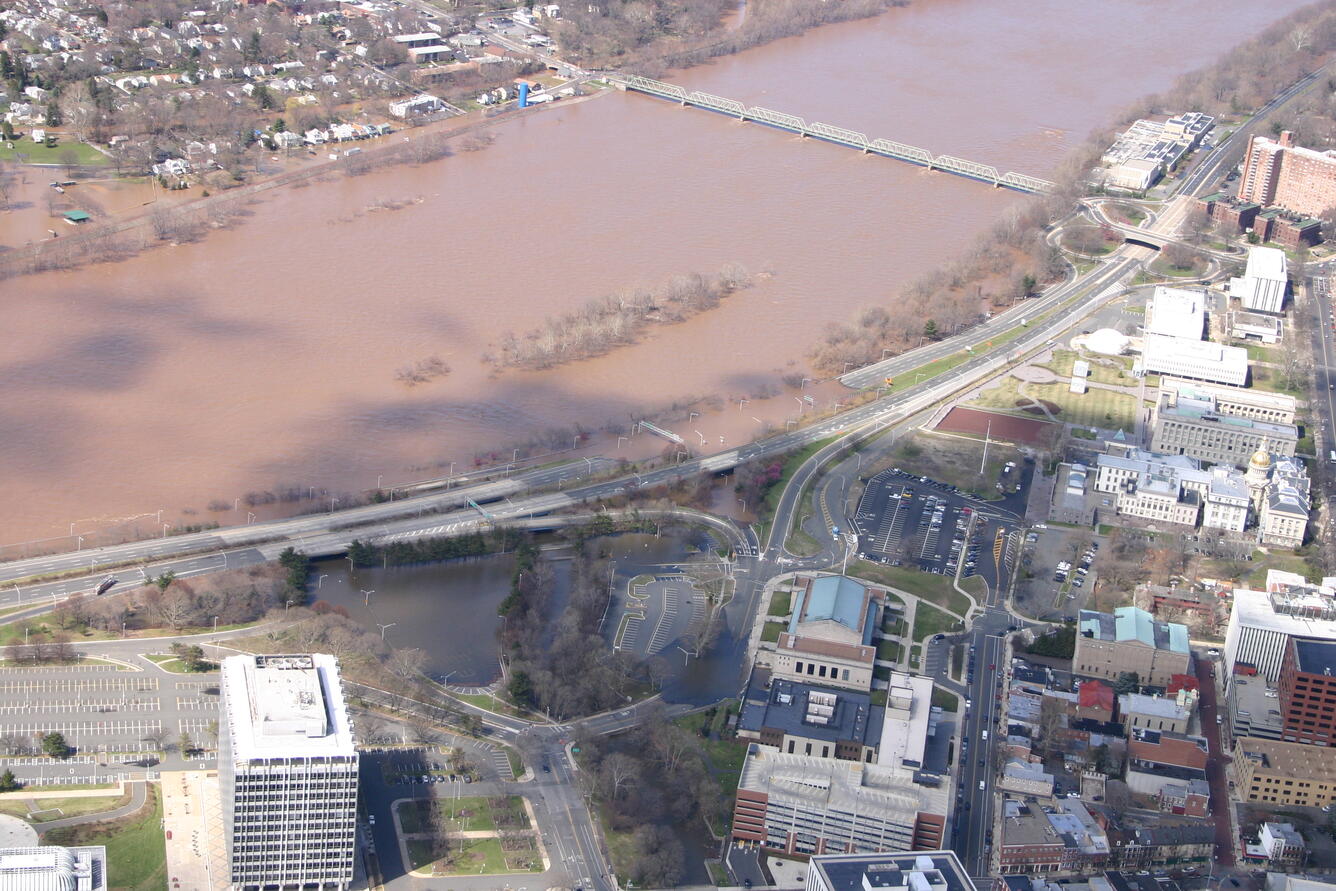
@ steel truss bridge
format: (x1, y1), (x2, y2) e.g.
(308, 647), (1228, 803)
(608, 74), (1055, 194)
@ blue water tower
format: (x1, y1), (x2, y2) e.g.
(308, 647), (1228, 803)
(518, 83), (530, 108)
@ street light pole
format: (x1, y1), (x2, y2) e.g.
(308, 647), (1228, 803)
(362, 589), (376, 607)
(377, 622), (396, 641)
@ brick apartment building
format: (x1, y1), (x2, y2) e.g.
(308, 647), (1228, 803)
(1238, 131), (1336, 218)
(1278, 637), (1336, 746)
(1199, 193), (1322, 248)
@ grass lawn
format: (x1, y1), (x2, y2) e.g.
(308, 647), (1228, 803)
(875, 639), (903, 662)
(0, 792), (130, 823)
(398, 796), (529, 835)
(883, 350), (973, 395)
(1239, 342), (1278, 363)
(0, 138), (109, 166)
(143, 654), (217, 674)
(1041, 350), (1136, 387)
(848, 561), (971, 617)
(44, 785), (164, 891)
(756, 437), (839, 533)
(1250, 365), (1304, 396)
(505, 746), (524, 778)
(931, 685), (959, 712)
(912, 603), (958, 642)
(1149, 255), (1207, 278)
(760, 622), (782, 643)
(768, 591), (792, 617)
(449, 691), (529, 719)
(970, 376), (1138, 432)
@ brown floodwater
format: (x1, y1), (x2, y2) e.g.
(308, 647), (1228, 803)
(0, 0), (1311, 546)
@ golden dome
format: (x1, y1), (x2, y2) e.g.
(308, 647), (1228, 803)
(1249, 448), (1272, 470)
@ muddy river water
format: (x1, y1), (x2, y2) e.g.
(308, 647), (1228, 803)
(0, 0), (1309, 546)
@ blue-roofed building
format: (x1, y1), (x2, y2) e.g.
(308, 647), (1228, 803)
(773, 575), (885, 693)
(1075, 607), (1191, 687)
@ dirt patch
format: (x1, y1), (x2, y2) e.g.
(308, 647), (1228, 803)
(936, 407), (1056, 447)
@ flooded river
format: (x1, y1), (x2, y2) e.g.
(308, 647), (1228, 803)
(1, 0), (1310, 545)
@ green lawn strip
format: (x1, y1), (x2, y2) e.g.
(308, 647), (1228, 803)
(970, 377), (1138, 432)
(0, 139), (109, 166)
(1250, 365), (1304, 396)
(873, 665), (892, 681)
(16, 783), (117, 793)
(909, 645), (921, 669)
(143, 654), (217, 674)
(848, 561), (971, 617)
(875, 639), (902, 662)
(931, 685), (959, 712)
(912, 602), (959, 642)
(449, 691), (529, 719)
(506, 747), (524, 778)
(755, 437), (839, 532)
(43, 784), (164, 891)
(0, 792), (130, 823)
(0, 617), (260, 644)
(768, 591), (792, 617)
(760, 622), (782, 643)
(594, 802), (638, 881)
(885, 350), (974, 395)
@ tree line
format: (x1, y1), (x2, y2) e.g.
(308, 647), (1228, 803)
(573, 707), (731, 888)
(501, 539), (647, 718)
(485, 264), (751, 371)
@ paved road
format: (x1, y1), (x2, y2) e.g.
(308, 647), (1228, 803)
(1174, 65), (1329, 199)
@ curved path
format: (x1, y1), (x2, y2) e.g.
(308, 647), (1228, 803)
(35, 780), (146, 833)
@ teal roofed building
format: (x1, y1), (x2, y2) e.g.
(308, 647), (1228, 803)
(772, 575), (885, 693)
(1076, 606), (1190, 687)
(788, 576), (879, 647)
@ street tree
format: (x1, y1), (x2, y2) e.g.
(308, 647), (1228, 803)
(41, 732), (70, 759)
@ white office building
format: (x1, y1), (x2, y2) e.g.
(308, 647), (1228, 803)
(1224, 572), (1336, 684)
(1137, 334), (1249, 386)
(1230, 246), (1289, 314)
(0, 846), (105, 891)
(1146, 286), (1207, 339)
(220, 654), (359, 890)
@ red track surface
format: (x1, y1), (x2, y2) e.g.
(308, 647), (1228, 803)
(935, 407), (1055, 447)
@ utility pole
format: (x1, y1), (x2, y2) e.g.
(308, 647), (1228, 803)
(980, 419), (992, 475)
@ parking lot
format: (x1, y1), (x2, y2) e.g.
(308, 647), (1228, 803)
(0, 662), (221, 780)
(1015, 527), (1104, 619)
(853, 469), (1021, 597)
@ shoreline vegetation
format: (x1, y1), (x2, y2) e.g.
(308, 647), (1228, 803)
(810, 0), (1336, 377)
(553, 0), (907, 73)
(485, 264), (753, 371)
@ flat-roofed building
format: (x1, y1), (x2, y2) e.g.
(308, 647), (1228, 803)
(1075, 607), (1190, 686)
(732, 672), (948, 857)
(805, 849), (977, 891)
(1278, 638), (1336, 746)
(998, 797), (1110, 874)
(220, 653), (359, 891)
(1137, 335), (1249, 387)
(1120, 691), (1193, 735)
(1230, 311), (1283, 345)
(1230, 246), (1289, 314)
(1227, 675), (1284, 741)
(737, 668), (882, 763)
(1157, 379), (1296, 424)
(1237, 737), (1336, 808)
(772, 575), (884, 693)
(1151, 393), (1297, 468)
(1238, 131), (1336, 219)
(1145, 286), (1206, 339)
(1224, 571), (1336, 684)
(0, 846), (105, 891)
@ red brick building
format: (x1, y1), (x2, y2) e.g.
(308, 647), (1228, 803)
(1278, 638), (1336, 746)
(1238, 131), (1336, 218)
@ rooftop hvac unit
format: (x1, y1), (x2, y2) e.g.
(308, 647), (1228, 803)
(810, 691), (837, 706)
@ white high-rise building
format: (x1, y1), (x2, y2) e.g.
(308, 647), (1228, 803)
(1224, 572), (1336, 684)
(220, 654), (359, 891)
(1230, 246), (1288, 314)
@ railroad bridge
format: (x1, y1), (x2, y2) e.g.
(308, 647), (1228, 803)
(608, 73), (1056, 194)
